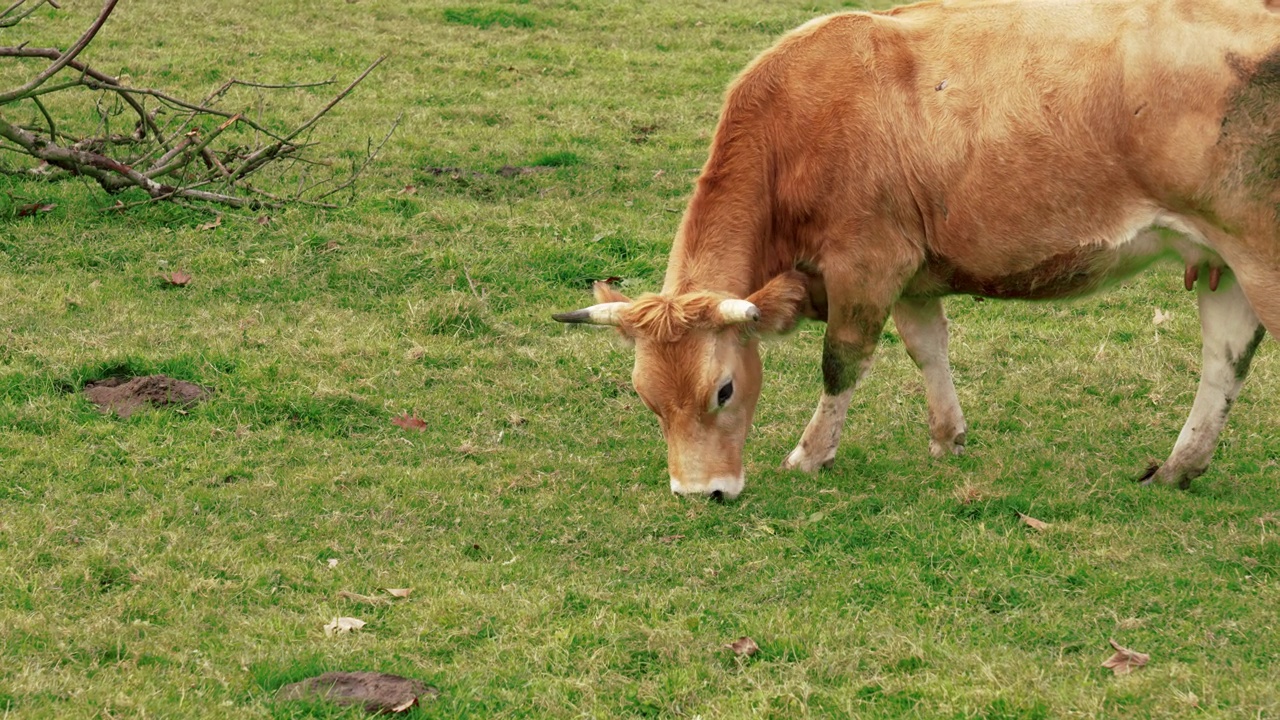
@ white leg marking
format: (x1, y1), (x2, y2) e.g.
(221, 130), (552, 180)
(893, 298), (967, 458)
(1150, 276), (1263, 487)
(783, 387), (856, 472)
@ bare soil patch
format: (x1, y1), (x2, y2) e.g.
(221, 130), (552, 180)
(276, 671), (438, 713)
(83, 375), (211, 418)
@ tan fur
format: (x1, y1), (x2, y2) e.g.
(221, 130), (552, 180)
(561, 0), (1280, 496)
(746, 271), (809, 335)
(622, 292), (726, 343)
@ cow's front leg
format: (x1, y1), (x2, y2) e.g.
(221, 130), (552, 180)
(782, 305), (888, 472)
(893, 297), (967, 458)
(1144, 273), (1265, 488)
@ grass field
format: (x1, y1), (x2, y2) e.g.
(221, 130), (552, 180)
(2, 0), (1279, 717)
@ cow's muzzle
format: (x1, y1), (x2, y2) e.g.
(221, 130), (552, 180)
(669, 473), (744, 501)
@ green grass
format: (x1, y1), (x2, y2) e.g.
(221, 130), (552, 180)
(443, 7), (543, 29)
(2, 0), (1279, 717)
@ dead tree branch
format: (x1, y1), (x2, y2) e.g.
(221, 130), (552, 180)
(0, 0), (60, 29)
(0, 0), (119, 104)
(0, 0), (389, 210)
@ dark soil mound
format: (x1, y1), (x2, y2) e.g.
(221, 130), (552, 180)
(83, 375), (211, 418)
(277, 671), (437, 713)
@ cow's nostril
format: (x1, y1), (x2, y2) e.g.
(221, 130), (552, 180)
(709, 489), (725, 502)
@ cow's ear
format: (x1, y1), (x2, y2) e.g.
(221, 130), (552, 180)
(746, 270), (808, 335)
(593, 281), (631, 305)
(591, 281), (636, 341)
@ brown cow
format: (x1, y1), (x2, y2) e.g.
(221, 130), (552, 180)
(555, 0), (1280, 499)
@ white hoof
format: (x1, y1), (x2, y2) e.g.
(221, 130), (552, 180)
(928, 431), (966, 459)
(782, 445), (834, 473)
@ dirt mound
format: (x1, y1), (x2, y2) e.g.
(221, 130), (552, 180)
(277, 672), (438, 713)
(83, 375), (211, 418)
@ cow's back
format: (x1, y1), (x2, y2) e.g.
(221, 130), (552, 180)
(665, 0), (1280, 298)
(718, 0), (1280, 275)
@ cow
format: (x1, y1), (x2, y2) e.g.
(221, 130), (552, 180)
(554, 0), (1280, 500)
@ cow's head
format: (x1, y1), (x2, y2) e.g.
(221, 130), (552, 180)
(554, 271), (808, 500)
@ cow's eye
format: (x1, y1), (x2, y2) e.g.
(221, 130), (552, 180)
(716, 379), (734, 408)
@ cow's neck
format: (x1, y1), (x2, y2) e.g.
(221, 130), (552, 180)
(661, 152), (789, 300)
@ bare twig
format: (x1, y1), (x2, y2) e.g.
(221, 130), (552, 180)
(0, 4), (384, 210)
(30, 95), (53, 137)
(0, 48), (298, 146)
(0, 111), (256, 206)
(312, 111), (401, 201)
(282, 56), (384, 145)
(241, 184), (339, 209)
(0, 0), (26, 21)
(203, 76), (335, 105)
(224, 57), (384, 183)
(0, 0), (119, 103)
(200, 147), (231, 178)
(145, 113), (240, 179)
(84, 80), (294, 144)
(0, 0), (58, 28)
(0, 47), (168, 148)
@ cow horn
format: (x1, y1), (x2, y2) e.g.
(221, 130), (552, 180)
(718, 298), (761, 324)
(552, 301), (629, 326)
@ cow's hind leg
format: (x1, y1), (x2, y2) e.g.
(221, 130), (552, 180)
(893, 297), (967, 458)
(1144, 273), (1265, 488)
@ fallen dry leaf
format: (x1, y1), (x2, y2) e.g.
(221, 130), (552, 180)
(659, 534), (685, 544)
(338, 590), (387, 606)
(1017, 512), (1049, 531)
(16, 202), (56, 217)
(953, 481), (987, 505)
(323, 616), (366, 636)
(256, 215), (272, 226)
(327, 558), (339, 569)
(398, 184), (418, 195)
(385, 588), (412, 598)
(1153, 308), (1172, 326)
(198, 214), (223, 231)
(1102, 639), (1149, 675)
(162, 271), (192, 287)
(727, 636), (760, 657)
(391, 413), (427, 431)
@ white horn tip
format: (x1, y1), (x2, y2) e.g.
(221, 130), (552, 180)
(719, 299), (761, 324)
